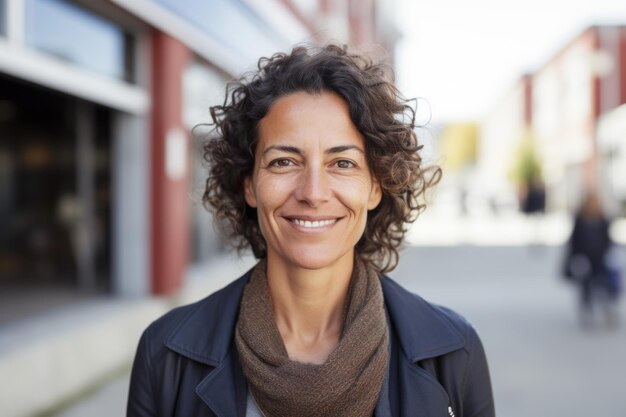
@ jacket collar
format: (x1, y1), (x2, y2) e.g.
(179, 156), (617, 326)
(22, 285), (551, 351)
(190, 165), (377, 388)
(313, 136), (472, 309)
(165, 270), (252, 366)
(164, 268), (465, 417)
(380, 277), (465, 362)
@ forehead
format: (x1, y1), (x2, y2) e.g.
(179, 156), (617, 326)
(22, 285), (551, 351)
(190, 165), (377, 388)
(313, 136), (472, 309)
(256, 91), (365, 152)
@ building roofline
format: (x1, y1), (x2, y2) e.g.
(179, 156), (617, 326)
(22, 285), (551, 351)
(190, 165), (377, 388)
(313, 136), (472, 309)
(533, 24), (626, 76)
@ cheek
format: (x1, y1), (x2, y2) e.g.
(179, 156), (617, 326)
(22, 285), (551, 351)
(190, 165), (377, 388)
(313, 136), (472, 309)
(253, 176), (293, 212)
(339, 187), (377, 217)
(337, 177), (376, 205)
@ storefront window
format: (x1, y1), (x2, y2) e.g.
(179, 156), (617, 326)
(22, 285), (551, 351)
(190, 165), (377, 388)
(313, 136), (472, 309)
(0, 77), (113, 320)
(25, 0), (132, 81)
(0, 0), (6, 37)
(288, 0), (318, 17)
(155, 0), (282, 63)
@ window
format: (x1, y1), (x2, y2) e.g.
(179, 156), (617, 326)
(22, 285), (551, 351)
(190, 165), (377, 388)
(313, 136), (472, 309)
(155, 0), (282, 62)
(25, 0), (133, 81)
(0, 0), (6, 37)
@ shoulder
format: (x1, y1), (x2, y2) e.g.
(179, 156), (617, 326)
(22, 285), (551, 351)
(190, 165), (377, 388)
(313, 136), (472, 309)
(427, 292), (477, 337)
(381, 277), (483, 358)
(138, 272), (250, 361)
(382, 277), (476, 331)
(138, 301), (198, 359)
(434, 304), (483, 350)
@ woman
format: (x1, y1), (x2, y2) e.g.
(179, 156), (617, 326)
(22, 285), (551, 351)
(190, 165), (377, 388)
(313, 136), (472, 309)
(563, 192), (617, 327)
(128, 45), (495, 417)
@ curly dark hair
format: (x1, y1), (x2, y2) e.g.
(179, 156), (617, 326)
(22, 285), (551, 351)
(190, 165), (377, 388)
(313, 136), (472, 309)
(202, 44), (441, 272)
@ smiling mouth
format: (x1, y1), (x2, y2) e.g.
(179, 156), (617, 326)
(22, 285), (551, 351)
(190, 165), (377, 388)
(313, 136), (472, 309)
(288, 218), (339, 229)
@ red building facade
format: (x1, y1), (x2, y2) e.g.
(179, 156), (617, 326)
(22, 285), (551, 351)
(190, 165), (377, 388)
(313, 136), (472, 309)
(481, 25), (626, 213)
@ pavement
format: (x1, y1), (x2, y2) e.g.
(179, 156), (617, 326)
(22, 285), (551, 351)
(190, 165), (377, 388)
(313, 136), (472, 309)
(55, 374), (129, 417)
(47, 242), (626, 417)
(0, 254), (256, 417)
(393, 245), (626, 417)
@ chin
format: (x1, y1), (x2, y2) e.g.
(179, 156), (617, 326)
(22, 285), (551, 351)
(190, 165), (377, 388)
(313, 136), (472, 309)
(283, 246), (352, 271)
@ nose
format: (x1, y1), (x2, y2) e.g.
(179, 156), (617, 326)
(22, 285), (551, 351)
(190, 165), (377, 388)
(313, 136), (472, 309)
(294, 166), (332, 207)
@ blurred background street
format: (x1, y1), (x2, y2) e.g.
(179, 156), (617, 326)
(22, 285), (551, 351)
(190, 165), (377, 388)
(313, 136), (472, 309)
(1, 0), (626, 416)
(395, 245), (626, 417)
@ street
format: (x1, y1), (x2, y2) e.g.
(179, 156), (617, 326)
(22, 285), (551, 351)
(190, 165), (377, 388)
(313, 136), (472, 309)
(393, 245), (626, 417)
(56, 245), (626, 417)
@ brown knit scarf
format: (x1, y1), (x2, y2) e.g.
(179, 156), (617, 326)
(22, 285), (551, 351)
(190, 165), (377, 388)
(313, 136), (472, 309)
(235, 258), (388, 417)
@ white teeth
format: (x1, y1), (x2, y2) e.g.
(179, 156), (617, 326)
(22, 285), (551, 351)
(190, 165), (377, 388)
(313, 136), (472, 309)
(292, 218), (337, 228)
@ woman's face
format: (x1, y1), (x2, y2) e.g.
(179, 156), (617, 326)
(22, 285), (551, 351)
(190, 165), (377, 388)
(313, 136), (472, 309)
(244, 91), (382, 271)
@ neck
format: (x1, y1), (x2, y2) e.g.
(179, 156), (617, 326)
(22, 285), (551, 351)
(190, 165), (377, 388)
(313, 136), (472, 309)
(265, 252), (355, 363)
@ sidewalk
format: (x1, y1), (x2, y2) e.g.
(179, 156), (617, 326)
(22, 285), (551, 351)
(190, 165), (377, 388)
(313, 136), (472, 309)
(408, 210), (626, 246)
(407, 211), (572, 246)
(55, 372), (129, 417)
(0, 253), (255, 417)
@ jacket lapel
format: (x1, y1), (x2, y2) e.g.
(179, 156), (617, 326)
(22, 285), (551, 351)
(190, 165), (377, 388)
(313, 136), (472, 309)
(381, 277), (465, 417)
(165, 270), (253, 417)
(195, 351), (247, 417)
(395, 354), (453, 417)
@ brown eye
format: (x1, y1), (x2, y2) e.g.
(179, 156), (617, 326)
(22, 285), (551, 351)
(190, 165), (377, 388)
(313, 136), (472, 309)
(270, 158), (294, 167)
(335, 160), (355, 169)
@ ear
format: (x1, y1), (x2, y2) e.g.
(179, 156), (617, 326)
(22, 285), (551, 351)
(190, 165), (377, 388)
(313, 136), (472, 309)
(368, 178), (382, 210)
(244, 176), (257, 208)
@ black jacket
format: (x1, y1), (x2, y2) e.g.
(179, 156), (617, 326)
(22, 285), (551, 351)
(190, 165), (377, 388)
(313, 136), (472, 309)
(565, 215), (612, 278)
(128, 269), (495, 417)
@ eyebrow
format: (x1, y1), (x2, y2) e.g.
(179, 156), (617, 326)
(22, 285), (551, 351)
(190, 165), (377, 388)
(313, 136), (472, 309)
(326, 145), (365, 155)
(262, 144), (365, 156)
(263, 145), (302, 156)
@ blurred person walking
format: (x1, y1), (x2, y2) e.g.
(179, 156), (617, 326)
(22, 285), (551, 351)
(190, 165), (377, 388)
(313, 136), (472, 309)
(521, 179), (547, 247)
(562, 192), (621, 328)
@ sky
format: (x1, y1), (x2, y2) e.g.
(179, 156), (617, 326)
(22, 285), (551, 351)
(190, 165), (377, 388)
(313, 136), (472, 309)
(395, 0), (626, 124)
